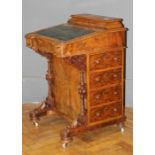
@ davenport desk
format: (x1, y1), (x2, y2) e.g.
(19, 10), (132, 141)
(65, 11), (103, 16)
(25, 14), (127, 148)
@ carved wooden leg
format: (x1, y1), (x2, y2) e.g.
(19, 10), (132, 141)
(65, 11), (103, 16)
(61, 55), (87, 147)
(29, 98), (54, 127)
(60, 126), (73, 148)
(60, 69), (87, 147)
(60, 112), (87, 148)
(29, 59), (55, 126)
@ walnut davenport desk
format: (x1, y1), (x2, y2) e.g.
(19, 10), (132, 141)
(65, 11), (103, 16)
(25, 14), (127, 148)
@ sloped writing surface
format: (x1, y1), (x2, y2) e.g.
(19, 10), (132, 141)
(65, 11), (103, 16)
(36, 24), (94, 41)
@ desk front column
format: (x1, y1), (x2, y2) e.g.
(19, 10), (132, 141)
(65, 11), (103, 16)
(29, 56), (55, 126)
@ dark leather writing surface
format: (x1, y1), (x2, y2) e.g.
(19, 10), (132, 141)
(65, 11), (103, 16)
(36, 24), (94, 41)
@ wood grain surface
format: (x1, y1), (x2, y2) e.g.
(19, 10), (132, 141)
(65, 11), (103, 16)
(22, 104), (132, 155)
(25, 14), (127, 146)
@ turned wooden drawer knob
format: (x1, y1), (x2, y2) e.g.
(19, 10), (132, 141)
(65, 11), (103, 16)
(95, 59), (100, 64)
(96, 112), (101, 117)
(113, 74), (117, 78)
(113, 91), (118, 95)
(95, 95), (100, 99)
(95, 77), (100, 82)
(113, 108), (118, 112)
(113, 57), (118, 61)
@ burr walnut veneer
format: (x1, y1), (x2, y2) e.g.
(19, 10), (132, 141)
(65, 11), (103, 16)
(25, 14), (127, 148)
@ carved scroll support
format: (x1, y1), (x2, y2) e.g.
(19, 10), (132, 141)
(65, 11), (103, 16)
(61, 55), (87, 147)
(78, 70), (87, 116)
(29, 53), (55, 126)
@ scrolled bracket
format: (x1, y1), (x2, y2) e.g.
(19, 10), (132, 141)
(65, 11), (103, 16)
(64, 54), (86, 71)
(60, 55), (88, 147)
(78, 70), (87, 116)
(29, 55), (55, 126)
(63, 54), (87, 117)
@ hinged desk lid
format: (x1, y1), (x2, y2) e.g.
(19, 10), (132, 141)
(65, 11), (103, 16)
(25, 14), (126, 57)
(35, 24), (94, 41)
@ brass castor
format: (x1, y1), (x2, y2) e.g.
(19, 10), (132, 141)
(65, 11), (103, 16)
(117, 122), (125, 133)
(62, 142), (68, 148)
(60, 126), (73, 148)
(33, 121), (39, 127)
(121, 127), (125, 133)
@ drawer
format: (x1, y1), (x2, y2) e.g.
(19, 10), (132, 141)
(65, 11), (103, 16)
(90, 68), (122, 89)
(90, 85), (122, 106)
(90, 102), (122, 123)
(90, 50), (122, 70)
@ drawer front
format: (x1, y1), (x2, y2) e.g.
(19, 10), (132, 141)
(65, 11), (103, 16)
(90, 102), (122, 123)
(90, 68), (122, 89)
(90, 50), (122, 70)
(90, 85), (122, 106)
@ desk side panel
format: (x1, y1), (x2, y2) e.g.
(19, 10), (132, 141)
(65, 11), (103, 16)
(52, 56), (81, 120)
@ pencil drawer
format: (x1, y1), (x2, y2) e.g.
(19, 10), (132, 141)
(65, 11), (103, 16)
(89, 50), (122, 71)
(90, 68), (122, 89)
(90, 102), (122, 123)
(90, 84), (122, 106)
